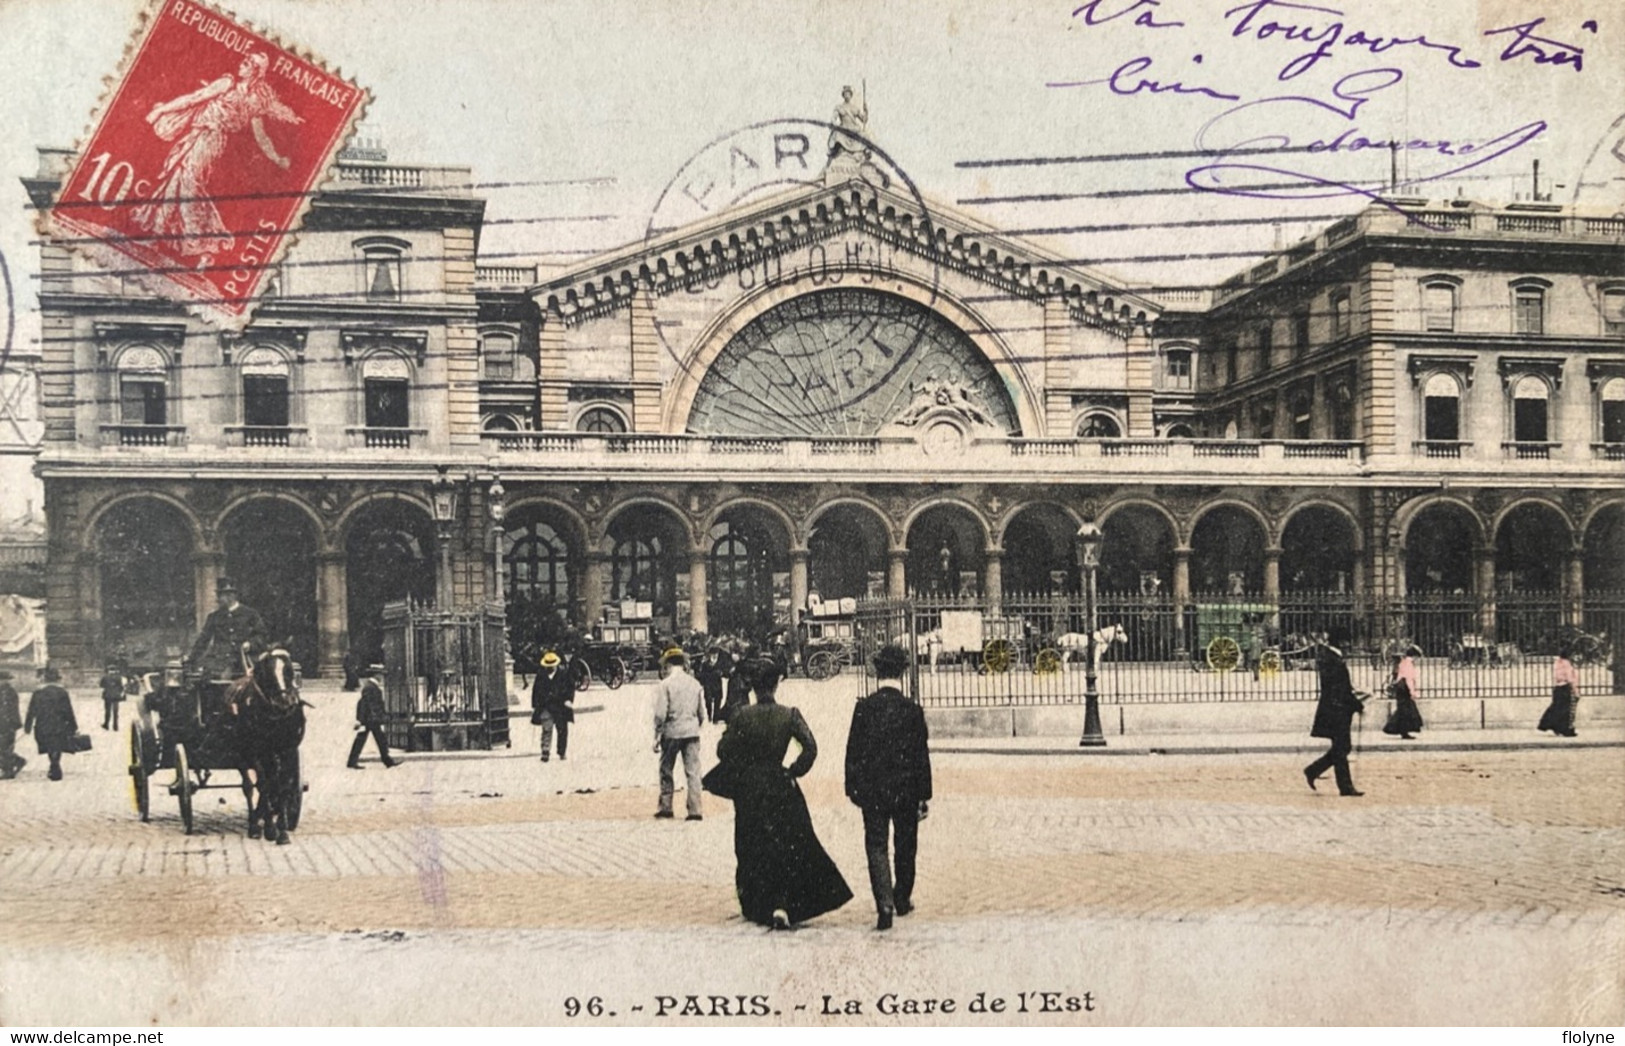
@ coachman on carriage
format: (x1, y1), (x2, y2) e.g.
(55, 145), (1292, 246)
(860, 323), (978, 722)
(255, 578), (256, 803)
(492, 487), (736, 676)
(127, 578), (307, 841)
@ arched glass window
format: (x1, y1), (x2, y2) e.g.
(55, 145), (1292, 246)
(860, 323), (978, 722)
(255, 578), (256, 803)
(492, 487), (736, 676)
(612, 537), (662, 601)
(1423, 372), (1460, 441)
(240, 346), (290, 428)
(508, 520), (569, 603)
(710, 525), (756, 600)
(1163, 423), (1195, 439)
(481, 332), (517, 381)
(1600, 377), (1625, 444)
(577, 406), (628, 433)
(482, 414), (519, 432)
(1512, 374), (1550, 443)
(1331, 382), (1356, 441)
(1077, 413), (1121, 439)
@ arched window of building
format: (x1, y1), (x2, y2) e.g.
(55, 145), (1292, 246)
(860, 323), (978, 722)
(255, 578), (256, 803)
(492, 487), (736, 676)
(1423, 372), (1461, 442)
(240, 346), (290, 429)
(361, 354), (411, 429)
(482, 414), (519, 432)
(1163, 423), (1195, 439)
(612, 537), (661, 601)
(508, 520), (570, 604)
(1331, 381), (1356, 441)
(1600, 377), (1625, 445)
(1511, 374), (1550, 443)
(1077, 412), (1121, 439)
(117, 345), (169, 429)
(577, 405), (628, 433)
(481, 331), (517, 381)
(1423, 280), (1458, 332)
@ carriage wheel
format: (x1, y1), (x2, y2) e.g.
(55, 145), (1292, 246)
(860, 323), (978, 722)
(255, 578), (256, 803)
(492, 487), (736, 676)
(1258, 649), (1283, 679)
(806, 650), (837, 681)
(1033, 648), (1062, 676)
(129, 724), (150, 822)
(1206, 636), (1241, 674)
(573, 662), (592, 692)
(284, 748), (303, 832)
(983, 639), (1012, 675)
(174, 743), (194, 835)
(607, 658), (627, 690)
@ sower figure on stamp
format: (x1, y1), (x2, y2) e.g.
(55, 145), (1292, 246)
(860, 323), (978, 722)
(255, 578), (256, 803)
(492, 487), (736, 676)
(0, 670), (24, 780)
(531, 651), (575, 762)
(347, 665), (398, 769)
(845, 644), (933, 931)
(653, 648), (706, 820)
(1304, 628), (1366, 797)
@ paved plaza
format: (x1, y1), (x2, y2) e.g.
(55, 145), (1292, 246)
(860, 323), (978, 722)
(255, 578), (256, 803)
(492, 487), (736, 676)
(1, 679), (1622, 1025)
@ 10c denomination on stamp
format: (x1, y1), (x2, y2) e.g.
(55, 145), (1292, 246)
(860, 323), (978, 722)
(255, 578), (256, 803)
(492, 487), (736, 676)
(45, 0), (367, 326)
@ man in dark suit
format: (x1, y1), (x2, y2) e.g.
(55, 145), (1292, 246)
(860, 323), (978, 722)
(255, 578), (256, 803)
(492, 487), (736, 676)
(347, 665), (398, 769)
(187, 577), (269, 681)
(0, 670), (24, 779)
(1304, 628), (1365, 797)
(844, 644), (932, 930)
(24, 666), (78, 781)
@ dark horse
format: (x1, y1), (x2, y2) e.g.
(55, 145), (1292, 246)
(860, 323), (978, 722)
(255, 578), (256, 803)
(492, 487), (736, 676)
(224, 648), (305, 845)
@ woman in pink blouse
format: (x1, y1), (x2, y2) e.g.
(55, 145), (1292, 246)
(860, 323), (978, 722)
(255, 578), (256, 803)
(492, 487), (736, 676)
(1382, 645), (1424, 739)
(1537, 641), (1580, 738)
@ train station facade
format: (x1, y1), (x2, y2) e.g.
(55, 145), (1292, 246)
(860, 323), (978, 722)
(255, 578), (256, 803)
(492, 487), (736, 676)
(24, 145), (1625, 675)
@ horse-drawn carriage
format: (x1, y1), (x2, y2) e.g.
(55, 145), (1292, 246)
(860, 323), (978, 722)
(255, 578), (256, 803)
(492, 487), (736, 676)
(797, 595), (860, 680)
(568, 602), (656, 689)
(127, 652), (306, 840)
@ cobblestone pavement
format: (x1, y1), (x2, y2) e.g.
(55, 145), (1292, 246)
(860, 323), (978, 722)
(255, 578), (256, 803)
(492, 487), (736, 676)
(1, 682), (1621, 1025)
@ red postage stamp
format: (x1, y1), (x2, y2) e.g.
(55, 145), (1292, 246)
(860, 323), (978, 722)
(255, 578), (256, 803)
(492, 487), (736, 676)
(46, 0), (367, 326)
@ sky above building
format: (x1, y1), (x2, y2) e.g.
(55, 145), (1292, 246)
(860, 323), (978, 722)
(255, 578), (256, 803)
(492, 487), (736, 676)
(0, 0), (1621, 511)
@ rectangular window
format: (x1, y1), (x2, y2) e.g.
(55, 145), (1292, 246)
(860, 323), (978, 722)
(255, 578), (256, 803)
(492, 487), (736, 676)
(1424, 396), (1459, 441)
(1257, 325), (1273, 372)
(1293, 311), (1311, 356)
(1226, 342), (1238, 382)
(1331, 292), (1350, 338)
(1603, 400), (1625, 444)
(1513, 397), (1548, 442)
(243, 375), (290, 428)
(1424, 284), (1456, 331)
(119, 377), (166, 426)
(364, 378), (410, 429)
(1256, 403), (1275, 440)
(1603, 290), (1625, 336)
(1514, 290), (1544, 334)
(1166, 350), (1192, 390)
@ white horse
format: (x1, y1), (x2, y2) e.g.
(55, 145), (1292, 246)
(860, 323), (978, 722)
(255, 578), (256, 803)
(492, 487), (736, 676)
(1056, 624), (1127, 672)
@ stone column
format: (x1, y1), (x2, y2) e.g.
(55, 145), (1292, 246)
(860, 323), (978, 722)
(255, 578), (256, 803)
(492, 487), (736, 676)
(688, 550), (709, 634)
(984, 549), (1003, 614)
(1566, 549), (1585, 627)
(581, 552), (607, 630)
(193, 551), (224, 634)
(316, 551), (348, 675)
(888, 549), (908, 600)
(1475, 548), (1497, 638)
(1263, 546), (1282, 629)
(789, 549), (809, 627)
(1173, 547), (1191, 657)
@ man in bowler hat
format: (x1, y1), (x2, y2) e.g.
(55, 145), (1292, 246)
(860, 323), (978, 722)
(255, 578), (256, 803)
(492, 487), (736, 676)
(24, 667), (78, 781)
(1304, 628), (1366, 797)
(844, 644), (933, 930)
(347, 665), (398, 769)
(188, 577), (269, 681)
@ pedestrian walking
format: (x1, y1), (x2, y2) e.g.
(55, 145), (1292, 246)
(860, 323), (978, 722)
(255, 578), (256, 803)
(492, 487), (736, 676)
(695, 646), (727, 724)
(0, 670), (25, 779)
(99, 662), (127, 731)
(844, 644), (932, 931)
(704, 669), (851, 929)
(718, 642), (753, 724)
(347, 665), (398, 769)
(24, 667), (79, 782)
(1537, 641), (1580, 738)
(653, 648), (706, 820)
(531, 651), (575, 761)
(1303, 630), (1366, 797)
(1382, 644), (1424, 739)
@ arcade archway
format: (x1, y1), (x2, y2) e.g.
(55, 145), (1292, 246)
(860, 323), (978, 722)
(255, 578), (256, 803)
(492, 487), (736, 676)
(96, 498), (196, 662)
(221, 499), (319, 670)
(1001, 504), (1078, 594)
(808, 503), (889, 602)
(1099, 504), (1175, 596)
(345, 500), (436, 666)
(707, 505), (791, 637)
(906, 505), (987, 597)
(1189, 506), (1267, 595)
(1281, 506), (1358, 593)
(606, 503), (688, 636)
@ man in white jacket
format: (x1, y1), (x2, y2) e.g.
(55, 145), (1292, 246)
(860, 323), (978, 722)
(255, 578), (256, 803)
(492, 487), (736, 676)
(653, 648), (707, 821)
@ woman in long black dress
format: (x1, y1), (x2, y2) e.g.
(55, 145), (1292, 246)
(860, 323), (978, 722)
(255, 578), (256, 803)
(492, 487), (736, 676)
(706, 673), (851, 929)
(1382, 646), (1424, 739)
(1537, 640), (1580, 738)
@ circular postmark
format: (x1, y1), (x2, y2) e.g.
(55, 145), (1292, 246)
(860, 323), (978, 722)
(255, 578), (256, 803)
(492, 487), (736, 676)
(639, 117), (951, 435)
(0, 248), (13, 375)
(1572, 110), (1625, 208)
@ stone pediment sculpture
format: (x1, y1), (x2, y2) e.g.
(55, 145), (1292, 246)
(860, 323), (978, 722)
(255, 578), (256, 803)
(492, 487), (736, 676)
(824, 84), (890, 189)
(890, 381), (995, 430)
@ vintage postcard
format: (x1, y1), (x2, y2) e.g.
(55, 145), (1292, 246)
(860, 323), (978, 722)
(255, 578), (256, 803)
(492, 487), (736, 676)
(0, 0), (1621, 1029)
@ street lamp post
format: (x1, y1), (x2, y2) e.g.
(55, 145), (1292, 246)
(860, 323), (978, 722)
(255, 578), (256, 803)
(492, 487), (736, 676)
(1076, 520), (1106, 748)
(487, 472), (507, 623)
(430, 465), (458, 611)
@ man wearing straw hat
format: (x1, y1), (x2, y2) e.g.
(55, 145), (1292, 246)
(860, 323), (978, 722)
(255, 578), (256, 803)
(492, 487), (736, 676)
(530, 650), (575, 762)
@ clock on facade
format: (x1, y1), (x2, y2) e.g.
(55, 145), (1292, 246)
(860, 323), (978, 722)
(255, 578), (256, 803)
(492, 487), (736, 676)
(685, 288), (1020, 437)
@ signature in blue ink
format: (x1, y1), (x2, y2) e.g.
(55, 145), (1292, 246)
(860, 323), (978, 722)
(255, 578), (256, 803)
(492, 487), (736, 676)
(1484, 18), (1587, 72)
(1072, 0), (1184, 30)
(1185, 68), (1545, 223)
(1048, 54), (1241, 102)
(1223, 0), (1482, 80)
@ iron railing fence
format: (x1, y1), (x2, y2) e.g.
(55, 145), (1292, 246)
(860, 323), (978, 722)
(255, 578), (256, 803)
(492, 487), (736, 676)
(850, 590), (1623, 707)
